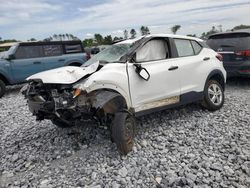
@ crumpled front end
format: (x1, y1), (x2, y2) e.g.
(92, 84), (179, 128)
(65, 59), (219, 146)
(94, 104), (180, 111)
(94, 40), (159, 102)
(22, 79), (126, 126)
(23, 80), (97, 125)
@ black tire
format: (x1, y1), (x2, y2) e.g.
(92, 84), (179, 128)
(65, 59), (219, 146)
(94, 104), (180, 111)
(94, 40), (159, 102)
(112, 112), (136, 155)
(201, 79), (224, 111)
(51, 118), (74, 128)
(0, 79), (6, 98)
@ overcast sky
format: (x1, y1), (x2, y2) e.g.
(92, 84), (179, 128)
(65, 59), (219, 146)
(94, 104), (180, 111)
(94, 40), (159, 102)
(0, 0), (250, 41)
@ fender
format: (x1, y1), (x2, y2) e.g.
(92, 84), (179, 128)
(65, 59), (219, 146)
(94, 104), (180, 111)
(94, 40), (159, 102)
(205, 69), (226, 90)
(90, 90), (127, 114)
(86, 83), (132, 109)
(0, 69), (11, 85)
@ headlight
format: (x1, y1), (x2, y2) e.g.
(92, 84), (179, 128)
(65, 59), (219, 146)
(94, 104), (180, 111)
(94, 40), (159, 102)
(73, 88), (82, 98)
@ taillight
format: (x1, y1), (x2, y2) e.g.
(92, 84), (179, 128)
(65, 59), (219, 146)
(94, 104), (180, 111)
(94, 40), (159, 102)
(216, 53), (223, 62)
(235, 50), (250, 57)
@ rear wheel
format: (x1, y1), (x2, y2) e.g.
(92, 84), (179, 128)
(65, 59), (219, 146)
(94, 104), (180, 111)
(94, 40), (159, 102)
(51, 118), (74, 128)
(111, 112), (136, 155)
(201, 80), (224, 111)
(0, 79), (6, 98)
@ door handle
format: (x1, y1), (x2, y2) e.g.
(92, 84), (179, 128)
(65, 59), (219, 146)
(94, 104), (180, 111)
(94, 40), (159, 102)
(168, 66), (179, 71)
(58, 59), (65, 62)
(203, 57), (210, 61)
(33, 61), (41, 64)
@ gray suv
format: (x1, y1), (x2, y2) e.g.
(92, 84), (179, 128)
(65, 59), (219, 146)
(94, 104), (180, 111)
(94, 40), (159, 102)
(207, 29), (250, 78)
(0, 41), (89, 98)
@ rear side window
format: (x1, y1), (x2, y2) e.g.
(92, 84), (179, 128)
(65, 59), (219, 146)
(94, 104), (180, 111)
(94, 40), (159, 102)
(207, 33), (250, 51)
(15, 46), (43, 59)
(64, 44), (83, 54)
(43, 45), (63, 57)
(191, 41), (202, 54)
(174, 39), (194, 57)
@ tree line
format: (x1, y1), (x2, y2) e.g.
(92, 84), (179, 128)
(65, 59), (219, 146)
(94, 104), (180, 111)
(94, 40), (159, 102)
(1, 24), (250, 47)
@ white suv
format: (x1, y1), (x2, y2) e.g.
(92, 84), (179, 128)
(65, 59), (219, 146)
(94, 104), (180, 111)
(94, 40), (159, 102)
(22, 34), (226, 155)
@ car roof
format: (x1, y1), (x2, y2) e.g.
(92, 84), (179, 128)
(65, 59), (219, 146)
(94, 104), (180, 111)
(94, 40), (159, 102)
(208, 29), (250, 38)
(17, 40), (82, 46)
(117, 34), (203, 44)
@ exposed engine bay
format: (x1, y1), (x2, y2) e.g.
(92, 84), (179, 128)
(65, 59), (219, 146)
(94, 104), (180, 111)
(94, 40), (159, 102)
(23, 79), (126, 127)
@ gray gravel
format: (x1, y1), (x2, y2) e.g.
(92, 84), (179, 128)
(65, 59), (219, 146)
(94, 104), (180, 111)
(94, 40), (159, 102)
(0, 78), (250, 188)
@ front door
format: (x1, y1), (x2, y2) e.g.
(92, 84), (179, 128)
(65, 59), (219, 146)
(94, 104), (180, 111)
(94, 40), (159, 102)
(127, 38), (181, 113)
(11, 45), (45, 82)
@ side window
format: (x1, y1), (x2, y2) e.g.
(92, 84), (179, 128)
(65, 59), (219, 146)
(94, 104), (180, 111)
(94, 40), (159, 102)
(15, 46), (43, 59)
(43, 45), (63, 57)
(136, 39), (169, 62)
(174, 39), (194, 57)
(64, 44), (83, 54)
(191, 40), (202, 54)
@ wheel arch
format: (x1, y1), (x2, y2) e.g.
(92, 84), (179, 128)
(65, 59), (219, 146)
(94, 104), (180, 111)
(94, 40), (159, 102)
(67, 62), (82, 67)
(88, 88), (130, 114)
(0, 73), (10, 85)
(205, 70), (225, 91)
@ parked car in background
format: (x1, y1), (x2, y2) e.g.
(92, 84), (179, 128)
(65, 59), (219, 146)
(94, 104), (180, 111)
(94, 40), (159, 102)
(207, 29), (250, 78)
(22, 34), (226, 155)
(91, 47), (100, 54)
(0, 40), (89, 98)
(0, 42), (17, 52)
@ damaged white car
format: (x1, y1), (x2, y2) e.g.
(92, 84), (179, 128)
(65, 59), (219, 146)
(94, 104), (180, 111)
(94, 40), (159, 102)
(22, 34), (226, 155)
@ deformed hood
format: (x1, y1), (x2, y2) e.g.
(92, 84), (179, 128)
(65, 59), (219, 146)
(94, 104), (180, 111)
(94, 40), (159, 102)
(27, 62), (99, 84)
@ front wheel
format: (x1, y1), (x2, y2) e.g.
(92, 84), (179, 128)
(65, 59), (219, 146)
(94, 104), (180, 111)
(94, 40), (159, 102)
(0, 79), (6, 98)
(111, 112), (136, 155)
(201, 80), (224, 111)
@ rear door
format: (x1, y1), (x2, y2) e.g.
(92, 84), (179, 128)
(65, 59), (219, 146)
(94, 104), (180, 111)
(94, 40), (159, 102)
(42, 44), (65, 70)
(10, 45), (44, 81)
(172, 38), (207, 95)
(207, 33), (250, 73)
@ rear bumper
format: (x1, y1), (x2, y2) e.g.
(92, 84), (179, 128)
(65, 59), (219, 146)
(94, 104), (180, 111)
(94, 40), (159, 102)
(224, 61), (250, 78)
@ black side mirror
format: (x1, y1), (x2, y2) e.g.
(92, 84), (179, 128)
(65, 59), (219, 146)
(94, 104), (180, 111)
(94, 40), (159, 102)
(5, 54), (15, 60)
(134, 64), (150, 81)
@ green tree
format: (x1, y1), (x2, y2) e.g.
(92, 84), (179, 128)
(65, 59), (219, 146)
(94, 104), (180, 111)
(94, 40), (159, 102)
(130, 29), (137, 39)
(59, 34), (63, 41)
(65, 33), (69, 40)
(94, 33), (104, 45)
(28, 38), (36, 41)
(200, 26), (219, 40)
(62, 34), (66, 40)
(140, 26), (150, 36)
(171, 25), (181, 34)
(83, 38), (94, 47)
(103, 35), (113, 45)
(124, 30), (128, 39)
(232, 24), (250, 31)
(53, 34), (58, 41)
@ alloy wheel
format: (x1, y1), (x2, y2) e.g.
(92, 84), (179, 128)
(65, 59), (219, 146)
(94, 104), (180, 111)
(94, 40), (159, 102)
(208, 83), (223, 106)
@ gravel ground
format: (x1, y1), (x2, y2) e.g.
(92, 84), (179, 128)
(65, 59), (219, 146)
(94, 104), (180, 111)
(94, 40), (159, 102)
(0, 78), (250, 188)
